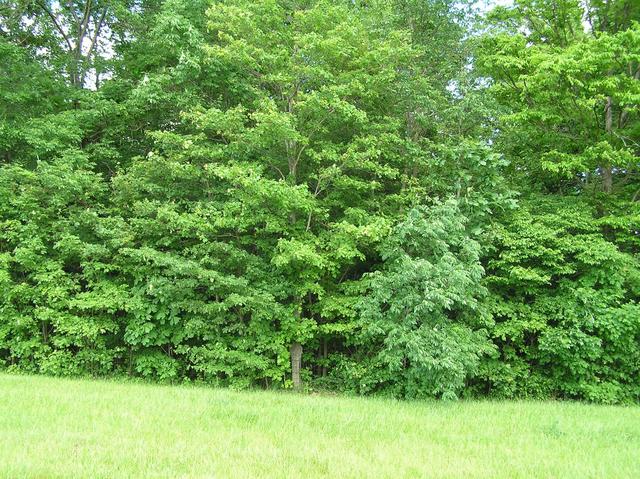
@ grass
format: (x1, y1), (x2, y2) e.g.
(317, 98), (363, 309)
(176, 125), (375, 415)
(0, 374), (639, 478)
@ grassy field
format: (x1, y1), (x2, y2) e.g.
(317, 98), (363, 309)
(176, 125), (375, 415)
(0, 374), (638, 478)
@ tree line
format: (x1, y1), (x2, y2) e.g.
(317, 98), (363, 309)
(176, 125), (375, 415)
(0, 0), (639, 403)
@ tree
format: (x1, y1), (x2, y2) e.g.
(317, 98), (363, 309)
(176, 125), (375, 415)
(359, 200), (493, 399)
(474, 0), (640, 403)
(192, 0), (446, 388)
(480, 196), (640, 403)
(476, 0), (640, 195)
(0, 0), (143, 89)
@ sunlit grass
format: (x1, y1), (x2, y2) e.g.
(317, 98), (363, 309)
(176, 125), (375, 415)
(0, 373), (638, 478)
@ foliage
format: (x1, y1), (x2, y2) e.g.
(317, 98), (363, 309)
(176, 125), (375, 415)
(478, 196), (640, 403)
(358, 201), (494, 399)
(0, 0), (638, 403)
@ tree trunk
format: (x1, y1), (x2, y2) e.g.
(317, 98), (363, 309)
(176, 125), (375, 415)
(290, 342), (302, 389)
(284, 84), (305, 390)
(602, 166), (613, 194)
(603, 96), (613, 193)
(321, 338), (327, 377)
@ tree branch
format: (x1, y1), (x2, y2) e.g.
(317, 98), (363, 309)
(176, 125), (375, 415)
(80, 8), (108, 86)
(36, 1), (74, 52)
(77, 0), (93, 55)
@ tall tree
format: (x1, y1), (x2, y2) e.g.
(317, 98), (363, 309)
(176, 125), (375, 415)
(476, 0), (640, 195)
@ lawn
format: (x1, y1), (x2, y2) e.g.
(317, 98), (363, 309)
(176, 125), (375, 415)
(0, 374), (638, 478)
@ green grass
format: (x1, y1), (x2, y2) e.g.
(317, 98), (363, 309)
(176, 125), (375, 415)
(0, 374), (639, 478)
